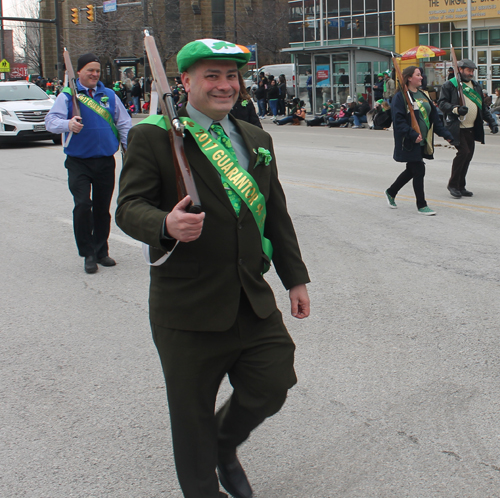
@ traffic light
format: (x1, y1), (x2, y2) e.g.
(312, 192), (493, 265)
(86, 4), (94, 22)
(71, 7), (79, 25)
(355, 18), (360, 29)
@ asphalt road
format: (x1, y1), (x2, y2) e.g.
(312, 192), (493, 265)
(1, 121), (500, 497)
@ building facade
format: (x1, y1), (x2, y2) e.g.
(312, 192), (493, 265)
(285, 0), (500, 112)
(38, 0), (290, 83)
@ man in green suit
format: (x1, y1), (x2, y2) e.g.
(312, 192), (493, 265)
(116, 38), (310, 498)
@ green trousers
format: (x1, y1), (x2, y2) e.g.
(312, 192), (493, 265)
(151, 292), (297, 498)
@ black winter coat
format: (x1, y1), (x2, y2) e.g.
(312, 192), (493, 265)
(438, 79), (496, 146)
(230, 100), (262, 128)
(392, 90), (453, 163)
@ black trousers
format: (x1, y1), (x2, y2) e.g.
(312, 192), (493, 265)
(387, 160), (427, 209)
(449, 128), (475, 190)
(151, 293), (297, 498)
(65, 155), (115, 259)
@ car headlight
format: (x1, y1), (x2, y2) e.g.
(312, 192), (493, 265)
(0, 108), (10, 122)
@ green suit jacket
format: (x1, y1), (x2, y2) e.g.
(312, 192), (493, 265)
(116, 108), (310, 331)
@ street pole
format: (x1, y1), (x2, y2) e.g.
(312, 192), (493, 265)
(54, 0), (63, 81)
(142, 0), (149, 79)
(467, 0), (472, 60)
(233, 0), (237, 44)
(0, 0), (5, 60)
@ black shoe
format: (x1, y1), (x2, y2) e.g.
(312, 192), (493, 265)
(97, 256), (116, 267)
(84, 255), (98, 274)
(217, 455), (253, 498)
(447, 186), (462, 198)
(460, 189), (473, 197)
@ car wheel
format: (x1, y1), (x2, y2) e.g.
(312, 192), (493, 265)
(53, 135), (62, 145)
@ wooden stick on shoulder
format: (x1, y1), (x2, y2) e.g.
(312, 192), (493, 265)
(391, 55), (421, 135)
(143, 31), (202, 214)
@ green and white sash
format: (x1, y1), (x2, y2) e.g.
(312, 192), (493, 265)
(450, 78), (483, 109)
(62, 87), (120, 140)
(141, 114), (273, 272)
(414, 99), (430, 129)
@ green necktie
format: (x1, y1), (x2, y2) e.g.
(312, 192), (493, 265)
(210, 122), (241, 216)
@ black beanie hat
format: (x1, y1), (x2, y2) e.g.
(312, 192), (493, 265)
(77, 53), (100, 71)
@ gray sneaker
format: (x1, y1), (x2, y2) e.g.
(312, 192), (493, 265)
(384, 190), (397, 209)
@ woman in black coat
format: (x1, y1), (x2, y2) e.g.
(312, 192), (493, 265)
(384, 66), (453, 216)
(230, 72), (262, 128)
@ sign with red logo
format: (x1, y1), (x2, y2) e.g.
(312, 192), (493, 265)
(10, 63), (28, 79)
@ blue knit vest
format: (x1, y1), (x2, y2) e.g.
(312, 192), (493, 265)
(64, 80), (119, 159)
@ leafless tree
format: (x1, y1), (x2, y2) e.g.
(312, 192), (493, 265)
(237, 0), (291, 65)
(12, 0), (42, 73)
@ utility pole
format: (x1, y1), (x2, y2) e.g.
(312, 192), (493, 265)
(142, 0), (149, 79)
(0, 0), (5, 61)
(233, 0), (237, 44)
(54, 0), (63, 81)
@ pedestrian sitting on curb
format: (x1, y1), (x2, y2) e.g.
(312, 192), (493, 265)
(275, 99), (306, 125)
(329, 98), (354, 127)
(384, 66), (453, 216)
(352, 96), (370, 128)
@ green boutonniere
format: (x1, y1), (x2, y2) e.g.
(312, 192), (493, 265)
(101, 96), (109, 103)
(253, 147), (272, 167)
(241, 99), (248, 107)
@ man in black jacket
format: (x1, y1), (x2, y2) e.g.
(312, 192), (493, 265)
(438, 59), (498, 198)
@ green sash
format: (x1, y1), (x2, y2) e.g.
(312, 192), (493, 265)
(62, 87), (120, 140)
(414, 99), (430, 129)
(140, 114), (273, 272)
(450, 78), (483, 109)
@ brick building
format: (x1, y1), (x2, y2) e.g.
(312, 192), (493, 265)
(39, 0), (290, 83)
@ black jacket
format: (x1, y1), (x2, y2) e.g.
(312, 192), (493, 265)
(438, 79), (495, 146)
(354, 101), (370, 117)
(392, 90), (453, 163)
(230, 99), (262, 128)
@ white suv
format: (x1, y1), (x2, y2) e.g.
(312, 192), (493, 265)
(0, 81), (61, 145)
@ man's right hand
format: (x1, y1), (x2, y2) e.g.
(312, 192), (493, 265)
(68, 116), (84, 133)
(457, 106), (469, 116)
(166, 196), (205, 242)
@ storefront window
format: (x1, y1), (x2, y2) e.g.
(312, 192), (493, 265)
(339, 0), (350, 16)
(430, 33), (439, 47)
(379, 13), (392, 36)
(340, 17), (351, 38)
(365, 14), (378, 37)
(352, 0), (364, 15)
(289, 22), (304, 43)
(490, 29), (500, 46)
(327, 0), (339, 16)
(352, 17), (364, 37)
(365, 0), (377, 13)
(451, 31), (462, 48)
(327, 19), (340, 39)
(440, 32), (450, 48)
(289, 1), (304, 21)
(419, 24), (428, 33)
(379, 0), (392, 11)
(475, 30), (488, 46)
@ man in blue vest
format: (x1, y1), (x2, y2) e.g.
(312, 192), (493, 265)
(45, 53), (132, 273)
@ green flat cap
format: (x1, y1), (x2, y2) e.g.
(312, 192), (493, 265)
(177, 38), (251, 73)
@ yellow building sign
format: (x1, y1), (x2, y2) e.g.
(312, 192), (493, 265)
(395, 0), (500, 25)
(0, 59), (10, 72)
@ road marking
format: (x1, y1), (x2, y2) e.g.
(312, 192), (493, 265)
(282, 180), (500, 215)
(56, 218), (142, 247)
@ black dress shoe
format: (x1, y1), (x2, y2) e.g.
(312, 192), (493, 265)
(447, 186), (462, 198)
(97, 256), (116, 266)
(460, 189), (473, 197)
(84, 255), (98, 274)
(217, 455), (253, 498)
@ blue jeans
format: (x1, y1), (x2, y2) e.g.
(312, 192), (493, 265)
(257, 99), (266, 117)
(277, 115), (296, 125)
(492, 109), (500, 125)
(132, 96), (140, 113)
(269, 99), (278, 117)
(353, 114), (367, 127)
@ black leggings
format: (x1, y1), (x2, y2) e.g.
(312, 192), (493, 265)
(387, 161), (427, 209)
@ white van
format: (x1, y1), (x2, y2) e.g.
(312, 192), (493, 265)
(243, 63), (296, 98)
